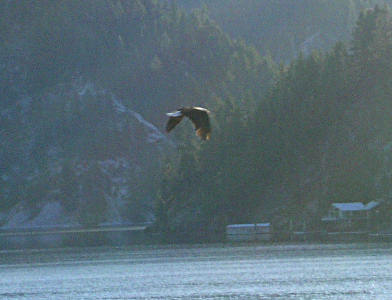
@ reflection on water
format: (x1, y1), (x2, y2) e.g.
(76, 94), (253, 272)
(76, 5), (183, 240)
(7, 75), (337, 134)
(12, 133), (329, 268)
(0, 243), (391, 299)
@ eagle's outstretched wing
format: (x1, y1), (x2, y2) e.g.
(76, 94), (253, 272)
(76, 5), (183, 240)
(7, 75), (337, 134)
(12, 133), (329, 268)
(184, 108), (211, 140)
(165, 114), (184, 133)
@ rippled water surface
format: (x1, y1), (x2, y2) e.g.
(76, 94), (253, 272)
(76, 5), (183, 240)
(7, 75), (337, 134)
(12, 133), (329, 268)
(0, 243), (391, 299)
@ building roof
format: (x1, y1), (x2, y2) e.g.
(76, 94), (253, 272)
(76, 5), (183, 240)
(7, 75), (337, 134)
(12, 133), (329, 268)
(332, 201), (380, 212)
(226, 223), (270, 228)
(365, 201), (379, 210)
(332, 202), (365, 211)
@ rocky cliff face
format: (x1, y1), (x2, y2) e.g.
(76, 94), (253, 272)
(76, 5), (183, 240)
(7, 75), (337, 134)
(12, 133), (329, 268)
(0, 74), (173, 228)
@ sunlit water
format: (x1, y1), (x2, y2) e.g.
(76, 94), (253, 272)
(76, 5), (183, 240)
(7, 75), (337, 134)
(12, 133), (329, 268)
(0, 243), (391, 299)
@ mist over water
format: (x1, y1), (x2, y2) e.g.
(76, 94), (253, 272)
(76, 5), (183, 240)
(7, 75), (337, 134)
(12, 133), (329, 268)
(0, 243), (391, 299)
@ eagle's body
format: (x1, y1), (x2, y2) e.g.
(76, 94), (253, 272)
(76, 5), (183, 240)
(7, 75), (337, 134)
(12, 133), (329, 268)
(166, 107), (211, 140)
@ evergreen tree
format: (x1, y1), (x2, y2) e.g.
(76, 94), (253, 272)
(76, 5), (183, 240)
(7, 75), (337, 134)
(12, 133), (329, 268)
(350, 4), (392, 91)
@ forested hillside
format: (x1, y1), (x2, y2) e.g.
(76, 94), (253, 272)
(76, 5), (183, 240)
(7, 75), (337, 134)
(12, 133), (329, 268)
(156, 4), (392, 241)
(0, 0), (274, 228)
(1, 1), (392, 241)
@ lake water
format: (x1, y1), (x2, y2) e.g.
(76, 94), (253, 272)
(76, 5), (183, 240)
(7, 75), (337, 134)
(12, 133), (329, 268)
(0, 243), (391, 299)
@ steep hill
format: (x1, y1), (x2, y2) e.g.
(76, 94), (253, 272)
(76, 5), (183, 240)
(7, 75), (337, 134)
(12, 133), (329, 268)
(0, 76), (172, 228)
(0, 0), (273, 229)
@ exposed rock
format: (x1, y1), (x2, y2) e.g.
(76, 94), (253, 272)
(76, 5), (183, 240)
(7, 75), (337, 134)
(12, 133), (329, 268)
(0, 78), (173, 229)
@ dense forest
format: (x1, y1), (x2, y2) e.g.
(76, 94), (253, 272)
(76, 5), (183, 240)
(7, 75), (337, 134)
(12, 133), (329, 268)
(154, 2), (392, 241)
(1, 1), (392, 241)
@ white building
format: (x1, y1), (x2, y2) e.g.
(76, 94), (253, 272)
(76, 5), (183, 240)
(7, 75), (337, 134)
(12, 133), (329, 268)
(226, 223), (271, 242)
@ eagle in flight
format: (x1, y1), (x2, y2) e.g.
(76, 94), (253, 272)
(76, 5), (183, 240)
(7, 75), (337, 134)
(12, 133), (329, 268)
(166, 107), (211, 140)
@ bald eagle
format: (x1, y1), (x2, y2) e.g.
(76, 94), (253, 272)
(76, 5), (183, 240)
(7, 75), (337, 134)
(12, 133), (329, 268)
(166, 107), (211, 140)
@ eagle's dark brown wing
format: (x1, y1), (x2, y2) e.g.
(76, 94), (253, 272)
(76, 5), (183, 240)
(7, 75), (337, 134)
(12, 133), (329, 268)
(183, 108), (211, 140)
(165, 115), (184, 133)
